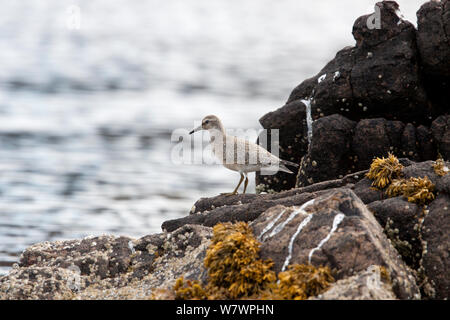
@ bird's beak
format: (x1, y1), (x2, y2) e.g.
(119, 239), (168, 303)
(189, 125), (202, 135)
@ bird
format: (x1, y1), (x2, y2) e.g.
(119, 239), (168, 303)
(189, 115), (299, 195)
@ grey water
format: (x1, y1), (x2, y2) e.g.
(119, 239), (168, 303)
(0, 0), (424, 275)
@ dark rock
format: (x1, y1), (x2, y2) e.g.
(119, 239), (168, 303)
(367, 197), (423, 268)
(350, 1), (429, 122)
(416, 0), (450, 77)
(352, 177), (386, 204)
(400, 123), (420, 161)
(189, 193), (259, 215)
(352, 118), (395, 171)
(416, 0), (450, 132)
(287, 1), (429, 125)
(162, 192), (318, 233)
(250, 188), (420, 299)
(294, 114), (437, 187)
(256, 1), (450, 192)
(421, 194), (450, 299)
(167, 170), (369, 233)
(352, 1), (402, 45)
(431, 115), (450, 160)
(416, 125), (437, 161)
(436, 173), (450, 194)
(296, 114), (356, 187)
(256, 100), (308, 191)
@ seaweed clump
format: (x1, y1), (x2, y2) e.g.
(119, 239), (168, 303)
(366, 153), (404, 189)
(173, 221), (334, 300)
(432, 158), (448, 176)
(266, 264), (334, 300)
(365, 153), (436, 205)
(204, 221), (277, 299)
(173, 277), (207, 300)
(386, 176), (435, 205)
(174, 222), (276, 300)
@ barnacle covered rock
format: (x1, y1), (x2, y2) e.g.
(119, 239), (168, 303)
(366, 153), (404, 189)
(311, 265), (395, 300)
(367, 198), (423, 269)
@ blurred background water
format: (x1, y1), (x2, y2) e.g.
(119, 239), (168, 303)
(0, 0), (424, 275)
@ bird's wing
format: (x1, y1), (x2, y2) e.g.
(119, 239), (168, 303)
(230, 136), (280, 166)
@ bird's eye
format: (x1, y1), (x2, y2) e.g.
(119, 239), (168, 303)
(204, 120), (209, 124)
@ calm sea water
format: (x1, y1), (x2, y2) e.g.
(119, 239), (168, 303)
(0, 0), (424, 275)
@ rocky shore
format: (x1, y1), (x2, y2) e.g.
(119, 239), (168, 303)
(1, 0), (449, 300)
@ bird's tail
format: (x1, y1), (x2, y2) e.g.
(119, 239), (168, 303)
(278, 164), (294, 174)
(262, 159), (299, 174)
(281, 159), (299, 168)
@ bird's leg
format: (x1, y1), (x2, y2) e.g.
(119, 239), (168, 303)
(243, 173), (248, 194)
(221, 173), (244, 196)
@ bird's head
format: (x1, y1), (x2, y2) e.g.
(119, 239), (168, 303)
(189, 115), (223, 134)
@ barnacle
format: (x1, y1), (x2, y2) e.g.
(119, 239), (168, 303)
(255, 184), (277, 194)
(366, 153), (404, 189)
(432, 158), (448, 176)
(386, 176), (435, 205)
